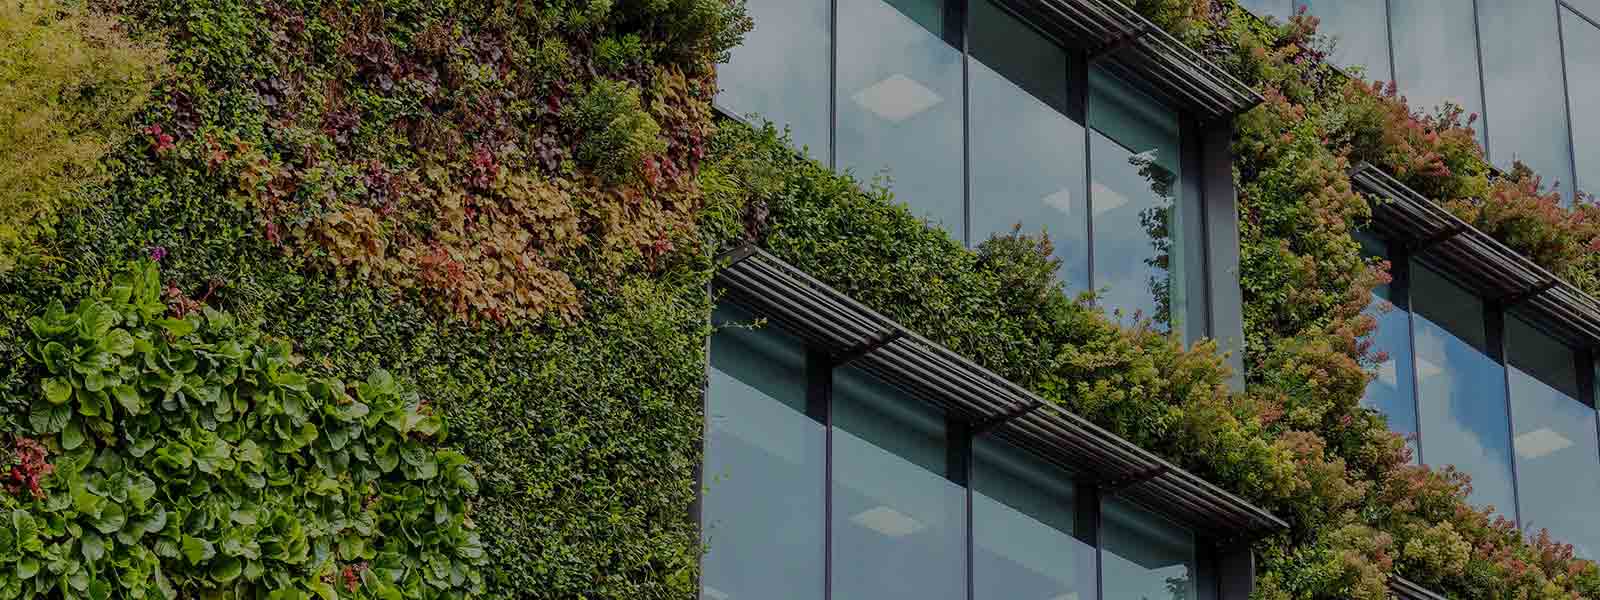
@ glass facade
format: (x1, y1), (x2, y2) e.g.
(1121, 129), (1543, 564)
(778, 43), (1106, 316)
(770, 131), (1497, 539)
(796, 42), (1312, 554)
(1269, 1), (1600, 203)
(1357, 235), (1419, 460)
(718, 0), (1205, 334)
(1505, 316), (1600, 559)
(703, 306), (1221, 599)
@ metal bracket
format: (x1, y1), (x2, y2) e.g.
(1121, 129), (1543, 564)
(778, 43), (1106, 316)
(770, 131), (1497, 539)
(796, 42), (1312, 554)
(831, 330), (906, 368)
(1088, 24), (1153, 62)
(1497, 279), (1557, 308)
(1097, 465), (1171, 494)
(1406, 224), (1467, 254)
(971, 401), (1047, 436)
(715, 242), (758, 268)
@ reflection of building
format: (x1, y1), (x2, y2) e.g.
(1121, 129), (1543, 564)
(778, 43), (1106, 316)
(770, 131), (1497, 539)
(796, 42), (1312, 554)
(1241, 0), (1600, 563)
(705, 0), (1277, 598)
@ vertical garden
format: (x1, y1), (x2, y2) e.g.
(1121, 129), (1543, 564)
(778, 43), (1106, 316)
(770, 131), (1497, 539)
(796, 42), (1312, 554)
(2, 0), (1600, 598)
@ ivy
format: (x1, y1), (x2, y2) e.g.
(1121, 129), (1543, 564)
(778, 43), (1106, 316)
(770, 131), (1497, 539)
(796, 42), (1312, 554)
(0, 260), (483, 598)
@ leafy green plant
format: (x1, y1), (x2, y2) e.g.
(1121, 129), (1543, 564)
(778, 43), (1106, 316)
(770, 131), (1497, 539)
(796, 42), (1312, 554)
(1, 260), (483, 598)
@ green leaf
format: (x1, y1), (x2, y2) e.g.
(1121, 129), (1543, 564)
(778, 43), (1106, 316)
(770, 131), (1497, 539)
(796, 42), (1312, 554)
(180, 536), (214, 564)
(79, 531), (105, 563)
(99, 329), (134, 357)
(111, 385), (143, 415)
(16, 557), (38, 580)
(42, 378), (72, 405)
(77, 302), (119, 340)
(154, 318), (195, 338)
(91, 503), (124, 534)
(40, 342), (70, 375)
(209, 558), (241, 582)
(61, 421), (84, 451)
(29, 399), (70, 434)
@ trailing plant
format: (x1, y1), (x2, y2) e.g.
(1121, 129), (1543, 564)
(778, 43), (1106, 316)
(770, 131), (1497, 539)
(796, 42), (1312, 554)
(0, 260), (483, 598)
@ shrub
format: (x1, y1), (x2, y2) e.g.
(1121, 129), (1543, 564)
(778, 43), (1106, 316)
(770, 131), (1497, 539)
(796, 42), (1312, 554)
(0, 0), (164, 271)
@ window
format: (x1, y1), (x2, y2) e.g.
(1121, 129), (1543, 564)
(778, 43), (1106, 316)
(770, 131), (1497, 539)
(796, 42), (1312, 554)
(1102, 497), (1198, 600)
(968, 0), (1090, 291)
(1390, 0), (1485, 148)
(1570, 0), (1600, 24)
(1505, 316), (1600, 559)
(836, 0), (966, 239)
(1410, 264), (1517, 519)
(1479, 0), (1575, 201)
(702, 306), (826, 600)
(716, 0), (831, 160)
(1090, 67), (1186, 331)
(972, 438), (1095, 600)
(1358, 234), (1419, 461)
(1564, 7), (1600, 199)
(831, 365), (966, 599)
(1296, 0), (1392, 82)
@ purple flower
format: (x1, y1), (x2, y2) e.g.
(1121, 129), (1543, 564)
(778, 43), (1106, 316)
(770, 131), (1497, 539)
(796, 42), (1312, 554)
(148, 246), (168, 262)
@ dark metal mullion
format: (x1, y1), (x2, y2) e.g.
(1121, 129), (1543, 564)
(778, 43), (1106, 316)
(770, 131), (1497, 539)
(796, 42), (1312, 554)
(1082, 484), (1104, 600)
(1556, 4), (1581, 203)
(960, 0), (973, 248)
(1486, 303), (1524, 528)
(829, 0), (838, 170)
(1393, 241), (1425, 465)
(1470, 0), (1491, 158)
(1384, 0), (1397, 86)
(1076, 50), (1096, 300)
(809, 348), (834, 600)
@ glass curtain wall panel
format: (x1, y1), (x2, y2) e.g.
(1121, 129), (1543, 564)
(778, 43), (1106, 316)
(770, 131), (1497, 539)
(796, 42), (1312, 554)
(967, 0), (1090, 289)
(972, 437), (1095, 600)
(1296, 0), (1393, 82)
(1505, 316), (1600, 559)
(831, 365), (965, 600)
(716, 0), (832, 160)
(702, 306), (826, 600)
(1102, 497), (1198, 600)
(1565, 7), (1600, 200)
(1479, 0), (1576, 202)
(837, 0), (966, 239)
(1570, 0), (1600, 23)
(1357, 235), (1419, 461)
(1410, 264), (1518, 519)
(1090, 67), (1186, 333)
(1390, 0), (1487, 149)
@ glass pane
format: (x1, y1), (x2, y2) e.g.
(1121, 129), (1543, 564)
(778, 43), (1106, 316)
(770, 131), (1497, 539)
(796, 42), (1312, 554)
(1479, 0), (1575, 202)
(703, 306), (825, 600)
(968, 0), (1088, 289)
(717, 0), (831, 160)
(1298, 0), (1392, 82)
(1090, 68), (1185, 332)
(1357, 235), (1419, 461)
(1565, 8), (1600, 199)
(973, 438), (1095, 600)
(1390, 0), (1486, 148)
(1241, 0), (1293, 20)
(1570, 1), (1600, 24)
(831, 365), (965, 600)
(1410, 264), (1518, 518)
(837, 0), (965, 240)
(1102, 497), (1197, 600)
(1506, 317), (1600, 559)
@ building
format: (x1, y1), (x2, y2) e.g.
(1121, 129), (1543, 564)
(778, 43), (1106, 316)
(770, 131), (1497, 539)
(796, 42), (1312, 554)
(1243, 0), (1600, 560)
(703, 0), (1278, 598)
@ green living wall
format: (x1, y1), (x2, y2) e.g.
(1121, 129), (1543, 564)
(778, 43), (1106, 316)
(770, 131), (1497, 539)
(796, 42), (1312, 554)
(4, 0), (1600, 598)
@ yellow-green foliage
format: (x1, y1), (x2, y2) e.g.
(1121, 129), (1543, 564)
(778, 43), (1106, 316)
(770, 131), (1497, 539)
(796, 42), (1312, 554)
(0, 0), (164, 270)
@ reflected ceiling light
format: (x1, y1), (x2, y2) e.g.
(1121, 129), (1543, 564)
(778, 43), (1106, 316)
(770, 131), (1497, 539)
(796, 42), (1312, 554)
(1376, 358), (1398, 386)
(703, 587), (730, 600)
(1042, 188), (1075, 215)
(1413, 355), (1443, 381)
(1516, 427), (1573, 459)
(853, 74), (943, 123)
(1090, 182), (1130, 216)
(851, 505), (925, 537)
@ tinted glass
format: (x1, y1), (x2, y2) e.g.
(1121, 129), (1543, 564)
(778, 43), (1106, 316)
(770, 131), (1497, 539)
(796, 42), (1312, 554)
(1090, 68), (1185, 332)
(717, 0), (831, 160)
(831, 365), (965, 600)
(1505, 317), (1600, 558)
(1358, 235), (1419, 461)
(973, 438), (1095, 600)
(837, 0), (966, 239)
(968, 0), (1089, 288)
(1570, 0), (1600, 24)
(1565, 8), (1600, 200)
(1390, 0), (1486, 148)
(1298, 0), (1392, 81)
(1102, 498), (1197, 600)
(703, 306), (826, 600)
(1410, 264), (1517, 518)
(1479, 0), (1575, 201)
